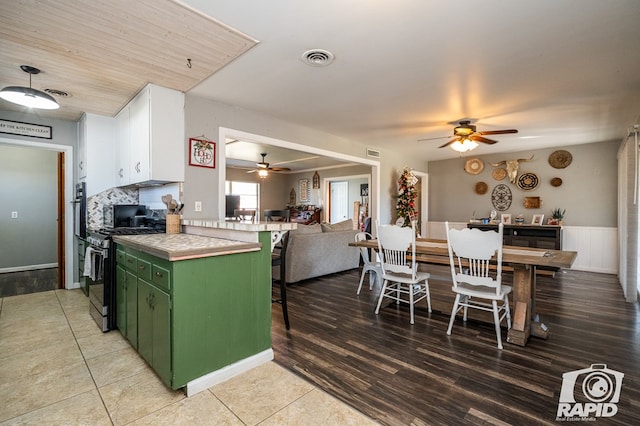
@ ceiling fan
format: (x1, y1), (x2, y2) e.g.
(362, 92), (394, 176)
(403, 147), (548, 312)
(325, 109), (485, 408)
(248, 153), (291, 176)
(419, 121), (518, 152)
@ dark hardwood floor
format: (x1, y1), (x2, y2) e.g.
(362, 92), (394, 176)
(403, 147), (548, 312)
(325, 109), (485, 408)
(271, 265), (639, 425)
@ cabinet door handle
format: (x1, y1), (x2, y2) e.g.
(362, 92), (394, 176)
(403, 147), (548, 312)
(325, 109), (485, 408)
(155, 271), (163, 278)
(119, 168), (124, 178)
(79, 161), (84, 170)
(139, 264), (145, 271)
(135, 162), (141, 173)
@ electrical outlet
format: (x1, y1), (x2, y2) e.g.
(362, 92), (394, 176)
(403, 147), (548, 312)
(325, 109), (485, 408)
(11, 211), (18, 219)
(194, 201), (202, 212)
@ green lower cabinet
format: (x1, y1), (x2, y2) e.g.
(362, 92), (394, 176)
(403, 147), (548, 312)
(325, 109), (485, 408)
(115, 230), (272, 390)
(125, 271), (138, 348)
(137, 279), (171, 384)
(116, 264), (126, 333)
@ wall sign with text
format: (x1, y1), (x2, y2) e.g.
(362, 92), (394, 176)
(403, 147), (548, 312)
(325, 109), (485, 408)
(0, 119), (52, 139)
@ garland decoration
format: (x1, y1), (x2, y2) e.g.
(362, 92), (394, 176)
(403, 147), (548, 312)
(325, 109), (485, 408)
(396, 166), (418, 227)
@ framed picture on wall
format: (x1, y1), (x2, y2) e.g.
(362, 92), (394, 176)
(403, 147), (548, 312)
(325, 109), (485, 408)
(189, 138), (216, 168)
(299, 179), (310, 202)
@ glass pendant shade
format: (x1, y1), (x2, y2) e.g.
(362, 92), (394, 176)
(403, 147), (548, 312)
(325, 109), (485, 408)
(0, 65), (60, 110)
(450, 138), (478, 153)
(0, 86), (59, 109)
(258, 169), (269, 178)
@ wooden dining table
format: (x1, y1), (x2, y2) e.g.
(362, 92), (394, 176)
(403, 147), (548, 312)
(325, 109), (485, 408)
(351, 238), (577, 346)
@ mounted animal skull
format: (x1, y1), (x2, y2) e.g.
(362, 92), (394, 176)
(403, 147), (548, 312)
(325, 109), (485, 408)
(491, 155), (534, 184)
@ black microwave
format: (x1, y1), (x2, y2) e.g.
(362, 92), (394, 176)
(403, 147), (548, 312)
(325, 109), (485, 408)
(113, 204), (146, 228)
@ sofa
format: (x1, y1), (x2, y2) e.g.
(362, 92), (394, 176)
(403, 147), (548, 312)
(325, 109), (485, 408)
(273, 219), (360, 284)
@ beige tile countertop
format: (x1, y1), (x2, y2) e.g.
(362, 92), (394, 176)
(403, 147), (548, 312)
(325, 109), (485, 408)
(181, 218), (297, 231)
(112, 233), (262, 261)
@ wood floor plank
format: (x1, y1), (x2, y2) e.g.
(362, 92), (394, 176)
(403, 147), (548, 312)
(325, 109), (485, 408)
(271, 265), (639, 425)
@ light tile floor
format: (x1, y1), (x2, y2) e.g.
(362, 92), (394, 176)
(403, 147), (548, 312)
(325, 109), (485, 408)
(0, 289), (378, 425)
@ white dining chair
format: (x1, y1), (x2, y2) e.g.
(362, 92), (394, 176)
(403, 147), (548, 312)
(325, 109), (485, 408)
(375, 220), (431, 324)
(444, 221), (512, 349)
(355, 232), (382, 294)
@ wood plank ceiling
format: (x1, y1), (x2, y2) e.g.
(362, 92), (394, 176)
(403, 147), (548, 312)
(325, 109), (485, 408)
(0, 0), (258, 121)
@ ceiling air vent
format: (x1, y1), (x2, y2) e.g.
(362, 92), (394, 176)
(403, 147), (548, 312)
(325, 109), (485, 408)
(44, 88), (71, 98)
(301, 49), (335, 67)
(366, 148), (380, 159)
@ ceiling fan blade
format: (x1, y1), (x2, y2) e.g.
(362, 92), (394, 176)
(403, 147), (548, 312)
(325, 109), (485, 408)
(470, 135), (498, 144)
(478, 129), (518, 135)
(270, 167), (291, 172)
(417, 135), (450, 142)
(438, 137), (461, 148)
(246, 169), (257, 173)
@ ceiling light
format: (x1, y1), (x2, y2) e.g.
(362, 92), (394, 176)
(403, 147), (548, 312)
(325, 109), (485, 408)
(0, 65), (59, 110)
(258, 169), (269, 178)
(450, 138), (479, 153)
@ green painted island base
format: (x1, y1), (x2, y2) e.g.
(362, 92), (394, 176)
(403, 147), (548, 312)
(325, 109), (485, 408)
(114, 230), (275, 396)
(186, 349), (273, 396)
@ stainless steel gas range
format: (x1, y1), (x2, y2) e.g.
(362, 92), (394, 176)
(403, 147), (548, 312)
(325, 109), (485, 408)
(85, 227), (164, 331)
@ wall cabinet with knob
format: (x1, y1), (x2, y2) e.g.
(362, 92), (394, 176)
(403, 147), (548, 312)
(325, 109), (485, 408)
(78, 112), (115, 196)
(114, 84), (185, 186)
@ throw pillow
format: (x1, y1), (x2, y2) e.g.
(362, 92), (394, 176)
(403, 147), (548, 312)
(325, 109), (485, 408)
(321, 219), (354, 232)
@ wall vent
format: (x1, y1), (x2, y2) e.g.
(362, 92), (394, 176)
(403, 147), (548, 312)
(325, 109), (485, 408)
(366, 148), (380, 159)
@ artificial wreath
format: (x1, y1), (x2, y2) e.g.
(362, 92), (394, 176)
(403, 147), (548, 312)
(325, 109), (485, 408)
(396, 166), (418, 227)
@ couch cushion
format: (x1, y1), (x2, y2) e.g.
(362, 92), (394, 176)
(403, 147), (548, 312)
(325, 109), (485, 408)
(290, 223), (322, 236)
(321, 219), (353, 232)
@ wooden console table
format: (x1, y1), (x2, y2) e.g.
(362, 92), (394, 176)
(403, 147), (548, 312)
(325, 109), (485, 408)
(289, 208), (321, 224)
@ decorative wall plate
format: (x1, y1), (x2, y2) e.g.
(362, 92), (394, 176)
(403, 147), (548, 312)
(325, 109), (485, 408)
(550, 177), (563, 187)
(464, 158), (484, 175)
(474, 181), (488, 195)
(491, 184), (512, 211)
(517, 172), (539, 191)
(549, 150), (572, 169)
(492, 167), (507, 181)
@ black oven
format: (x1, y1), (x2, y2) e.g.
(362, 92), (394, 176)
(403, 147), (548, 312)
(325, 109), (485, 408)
(74, 182), (86, 238)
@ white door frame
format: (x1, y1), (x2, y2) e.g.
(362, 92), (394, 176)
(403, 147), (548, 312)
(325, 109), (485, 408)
(0, 136), (74, 289)
(218, 127), (380, 226)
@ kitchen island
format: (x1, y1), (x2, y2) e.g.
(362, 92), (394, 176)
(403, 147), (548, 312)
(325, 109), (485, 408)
(112, 220), (295, 396)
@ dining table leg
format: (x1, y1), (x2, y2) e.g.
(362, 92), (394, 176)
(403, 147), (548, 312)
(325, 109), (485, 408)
(507, 264), (550, 346)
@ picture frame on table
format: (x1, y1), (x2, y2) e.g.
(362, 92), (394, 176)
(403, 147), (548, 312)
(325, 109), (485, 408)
(501, 214), (512, 224)
(532, 214), (544, 225)
(189, 138), (216, 168)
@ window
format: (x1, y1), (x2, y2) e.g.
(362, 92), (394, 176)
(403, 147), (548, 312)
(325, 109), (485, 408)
(225, 181), (259, 210)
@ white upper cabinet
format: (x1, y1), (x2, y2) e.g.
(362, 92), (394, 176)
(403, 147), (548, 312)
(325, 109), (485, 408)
(114, 105), (130, 186)
(79, 113), (115, 196)
(126, 84), (185, 185)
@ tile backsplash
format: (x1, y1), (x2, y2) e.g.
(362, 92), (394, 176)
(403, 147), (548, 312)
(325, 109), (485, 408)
(87, 187), (138, 230)
(86, 183), (181, 230)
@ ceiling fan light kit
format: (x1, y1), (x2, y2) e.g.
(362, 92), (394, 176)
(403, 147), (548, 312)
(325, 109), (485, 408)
(450, 138), (479, 153)
(0, 65), (60, 110)
(422, 120), (518, 152)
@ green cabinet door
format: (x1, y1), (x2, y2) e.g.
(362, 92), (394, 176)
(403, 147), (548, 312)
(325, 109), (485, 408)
(126, 271), (138, 348)
(137, 279), (171, 384)
(116, 264), (126, 333)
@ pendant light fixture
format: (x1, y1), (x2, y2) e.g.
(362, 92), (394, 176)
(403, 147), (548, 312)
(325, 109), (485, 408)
(0, 65), (59, 110)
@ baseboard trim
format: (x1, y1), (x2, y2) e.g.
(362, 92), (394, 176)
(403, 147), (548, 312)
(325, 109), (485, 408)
(0, 263), (58, 273)
(186, 348), (274, 397)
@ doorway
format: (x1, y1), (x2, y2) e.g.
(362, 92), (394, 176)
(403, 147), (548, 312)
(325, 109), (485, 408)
(0, 137), (74, 292)
(218, 127), (380, 226)
(329, 181), (348, 223)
